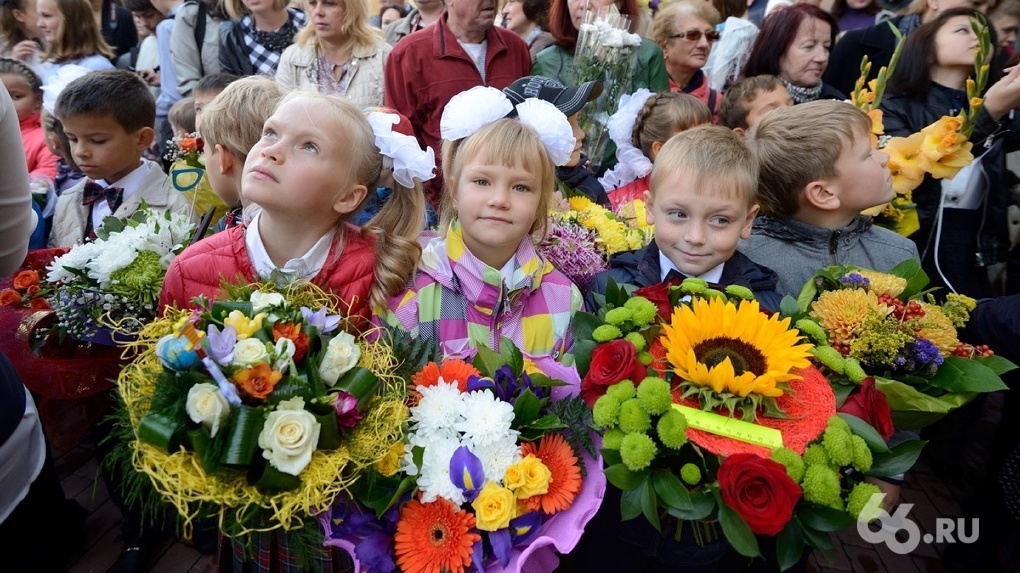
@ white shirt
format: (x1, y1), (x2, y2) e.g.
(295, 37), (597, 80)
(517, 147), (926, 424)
(457, 41), (487, 82)
(90, 161), (148, 230)
(658, 251), (725, 284)
(499, 256), (517, 289)
(244, 212), (334, 281)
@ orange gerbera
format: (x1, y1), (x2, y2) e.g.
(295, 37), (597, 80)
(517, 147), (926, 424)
(520, 433), (582, 515)
(394, 497), (480, 573)
(410, 360), (481, 392)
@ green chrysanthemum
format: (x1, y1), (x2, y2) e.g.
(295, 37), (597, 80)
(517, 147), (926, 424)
(796, 319), (829, 345)
(603, 427), (626, 449)
(593, 324), (623, 342)
(847, 482), (883, 522)
(108, 250), (164, 305)
(680, 463), (702, 485)
(680, 278), (708, 295)
(843, 358), (868, 384)
(636, 377), (671, 415)
(625, 297), (658, 326)
(724, 284), (755, 301)
(850, 435), (873, 473)
(771, 446), (806, 483)
(593, 394), (622, 428)
(656, 409), (688, 449)
(605, 307), (634, 326)
(618, 399), (651, 433)
(811, 346), (846, 374)
(625, 332), (647, 352)
(606, 380), (636, 401)
(802, 465), (844, 511)
(620, 432), (657, 471)
(802, 444), (832, 468)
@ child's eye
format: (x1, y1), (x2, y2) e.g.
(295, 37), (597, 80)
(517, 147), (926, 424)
(668, 210), (688, 219)
(472, 178), (489, 186)
(513, 184), (531, 193)
(710, 216), (731, 225)
(302, 142), (319, 153)
(263, 127), (277, 138)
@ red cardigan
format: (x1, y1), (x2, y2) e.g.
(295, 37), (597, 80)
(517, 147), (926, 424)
(159, 224), (376, 330)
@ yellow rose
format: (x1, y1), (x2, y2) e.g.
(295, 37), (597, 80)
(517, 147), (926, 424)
(504, 462), (527, 491)
(375, 442), (405, 477)
(472, 482), (517, 531)
(510, 454), (552, 500)
(224, 310), (266, 340)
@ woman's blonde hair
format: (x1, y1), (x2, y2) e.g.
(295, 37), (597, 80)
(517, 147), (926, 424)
(652, 0), (722, 46)
(44, 0), (114, 62)
(201, 76), (282, 163)
(439, 119), (556, 244)
(274, 91), (421, 313)
(293, 0), (380, 53)
(223, 0), (290, 20)
(632, 92), (713, 160)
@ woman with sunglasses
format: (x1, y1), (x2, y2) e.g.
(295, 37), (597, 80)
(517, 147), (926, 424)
(531, 0), (668, 94)
(742, 3), (845, 104)
(652, 0), (722, 118)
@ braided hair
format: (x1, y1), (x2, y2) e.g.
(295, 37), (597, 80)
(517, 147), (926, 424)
(631, 91), (712, 160)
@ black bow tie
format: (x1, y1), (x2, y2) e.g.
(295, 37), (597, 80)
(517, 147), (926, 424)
(82, 181), (124, 212)
(664, 269), (687, 288)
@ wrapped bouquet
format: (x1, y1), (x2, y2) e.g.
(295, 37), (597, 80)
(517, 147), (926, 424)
(795, 261), (1014, 429)
(571, 5), (643, 170)
(322, 344), (605, 572)
(574, 280), (923, 567)
(118, 284), (405, 545)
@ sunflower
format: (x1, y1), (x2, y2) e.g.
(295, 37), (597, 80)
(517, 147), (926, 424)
(661, 298), (812, 402)
(520, 433), (583, 515)
(394, 497), (480, 573)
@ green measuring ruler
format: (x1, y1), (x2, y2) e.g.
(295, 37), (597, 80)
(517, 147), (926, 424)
(672, 404), (784, 449)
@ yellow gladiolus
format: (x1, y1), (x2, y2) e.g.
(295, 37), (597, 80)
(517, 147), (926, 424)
(884, 134), (926, 194)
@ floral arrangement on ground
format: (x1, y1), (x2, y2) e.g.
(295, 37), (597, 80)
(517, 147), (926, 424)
(573, 280), (924, 568)
(321, 342), (606, 573)
(117, 283), (406, 547)
(794, 260), (1014, 429)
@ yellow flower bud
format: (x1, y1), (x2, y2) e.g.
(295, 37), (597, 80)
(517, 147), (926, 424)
(224, 310), (266, 340)
(472, 482), (518, 531)
(375, 442), (405, 477)
(508, 455), (552, 500)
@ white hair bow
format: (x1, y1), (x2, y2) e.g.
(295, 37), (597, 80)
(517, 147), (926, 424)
(42, 65), (93, 116)
(365, 111), (436, 188)
(598, 89), (654, 191)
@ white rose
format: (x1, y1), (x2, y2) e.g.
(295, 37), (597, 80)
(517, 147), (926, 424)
(318, 331), (361, 387)
(232, 338), (271, 368)
(250, 291), (286, 313)
(186, 383), (230, 437)
(258, 397), (320, 476)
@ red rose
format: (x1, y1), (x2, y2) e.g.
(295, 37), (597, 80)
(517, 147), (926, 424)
(838, 377), (895, 442)
(29, 297), (50, 310)
(0, 289), (22, 306)
(718, 453), (802, 536)
(633, 283), (673, 322)
(581, 339), (646, 406)
(13, 270), (39, 291)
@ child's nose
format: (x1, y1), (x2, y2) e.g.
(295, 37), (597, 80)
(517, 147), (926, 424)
(685, 222), (707, 244)
(488, 186), (511, 208)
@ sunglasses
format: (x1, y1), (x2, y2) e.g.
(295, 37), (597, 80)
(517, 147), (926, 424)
(171, 167), (204, 193)
(669, 29), (721, 42)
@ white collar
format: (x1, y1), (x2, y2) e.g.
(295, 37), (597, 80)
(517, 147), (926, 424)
(658, 251), (725, 284)
(498, 256), (517, 289)
(90, 160), (150, 229)
(244, 212), (335, 281)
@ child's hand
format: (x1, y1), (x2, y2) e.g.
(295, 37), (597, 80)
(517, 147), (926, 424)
(138, 68), (161, 87)
(11, 40), (37, 60)
(983, 64), (1020, 120)
(864, 476), (901, 512)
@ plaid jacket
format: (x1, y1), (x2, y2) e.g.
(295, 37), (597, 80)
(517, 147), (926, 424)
(387, 221), (582, 360)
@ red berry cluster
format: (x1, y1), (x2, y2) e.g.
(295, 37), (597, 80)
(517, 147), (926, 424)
(831, 339), (851, 356)
(878, 294), (925, 321)
(952, 343), (995, 358)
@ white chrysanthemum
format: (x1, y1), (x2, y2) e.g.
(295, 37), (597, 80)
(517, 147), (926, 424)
(410, 381), (465, 442)
(456, 390), (516, 449)
(47, 243), (100, 284)
(472, 435), (521, 486)
(415, 435), (466, 505)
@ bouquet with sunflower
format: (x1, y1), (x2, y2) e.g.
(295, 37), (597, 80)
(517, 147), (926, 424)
(795, 260), (1014, 429)
(539, 194), (649, 290)
(40, 206), (196, 343)
(576, 280), (924, 567)
(322, 343), (605, 573)
(116, 284), (405, 551)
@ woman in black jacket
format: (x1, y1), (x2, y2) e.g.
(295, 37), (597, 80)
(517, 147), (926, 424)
(880, 7), (1020, 297)
(218, 0), (305, 76)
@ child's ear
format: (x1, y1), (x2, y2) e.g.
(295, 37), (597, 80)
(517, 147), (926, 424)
(650, 140), (665, 161)
(803, 180), (840, 212)
(643, 189), (655, 225)
(732, 126), (746, 137)
(216, 144), (234, 175)
(740, 204), (759, 239)
(333, 184), (368, 216)
(136, 126), (155, 150)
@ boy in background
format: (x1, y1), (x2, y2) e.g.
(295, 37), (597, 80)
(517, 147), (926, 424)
(718, 74), (793, 135)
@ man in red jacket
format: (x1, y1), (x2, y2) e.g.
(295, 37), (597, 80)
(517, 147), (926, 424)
(384, 0), (531, 208)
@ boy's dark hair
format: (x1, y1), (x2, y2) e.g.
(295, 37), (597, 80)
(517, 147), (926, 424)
(121, 0), (157, 12)
(55, 70), (155, 132)
(195, 72), (240, 94)
(718, 75), (785, 130)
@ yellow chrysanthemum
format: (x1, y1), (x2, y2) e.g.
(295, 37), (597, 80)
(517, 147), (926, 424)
(856, 270), (907, 298)
(568, 196), (598, 213)
(912, 302), (960, 356)
(661, 298), (813, 399)
(810, 289), (885, 343)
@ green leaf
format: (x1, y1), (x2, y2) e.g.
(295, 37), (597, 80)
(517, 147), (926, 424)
(974, 354), (1017, 376)
(601, 448), (622, 467)
(604, 463), (647, 490)
(620, 487), (643, 521)
(838, 413), (891, 453)
(831, 383), (855, 408)
(665, 489), (716, 521)
(250, 460), (302, 491)
(335, 367), (381, 410)
(137, 411), (186, 452)
(796, 517), (834, 551)
(639, 479), (661, 533)
(652, 469), (692, 511)
(523, 414), (567, 432)
(867, 439), (926, 477)
(313, 409), (342, 450)
(780, 295), (800, 319)
(473, 343), (505, 378)
(186, 425), (220, 473)
(512, 389), (543, 428)
(499, 337), (524, 374)
(776, 522), (806, 572)
(572, 340), (597, 379)
(572, 312), (603, 346)
(888, 259), (928, 299)
(797, 503), (854, 532)
(796, 277), (821, 314)
(718, 502), (761, 558)
(411, 445), (424, 472)
(219, 405), (265, 466)
(926, 356), (1008, 393)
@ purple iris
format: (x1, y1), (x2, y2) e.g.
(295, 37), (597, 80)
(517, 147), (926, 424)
(205, 324), (236, 366)
(471, 534), (485, 573)
(449, 446), (485, 502)
(333, 391), (363, 430)
(489, 529), (513, 568)
(509, 512), (543, 543)
(301, 306), (341, 334)
(468, 365), (546, 403)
